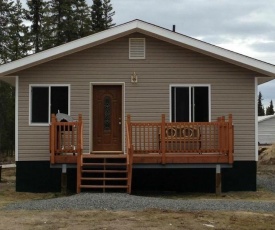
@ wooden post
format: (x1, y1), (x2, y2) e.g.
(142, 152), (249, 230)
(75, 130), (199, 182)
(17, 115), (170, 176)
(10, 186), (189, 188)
(228, 114), (234, 164)
(50, 114), (56, 164)
(61, 164), (67, 195)
(217, 116), (222, 154)
(161, 114), (166, 164)
(76, 114), (83, 194)
(126, 114), (133, 194)
(215, 164), (221, 195)
(127, 114), (132, 143)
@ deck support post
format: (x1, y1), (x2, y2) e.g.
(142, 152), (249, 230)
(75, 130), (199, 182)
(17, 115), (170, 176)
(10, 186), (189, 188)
(215, 164), (221, 195)
(61, 164), (67, 195)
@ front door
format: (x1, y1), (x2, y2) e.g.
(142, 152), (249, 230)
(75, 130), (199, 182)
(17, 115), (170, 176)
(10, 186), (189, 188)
(93, 85), (122, 151)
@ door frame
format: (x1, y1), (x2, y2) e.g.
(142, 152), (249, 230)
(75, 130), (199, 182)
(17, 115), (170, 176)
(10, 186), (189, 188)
(90, 82), (125, 153)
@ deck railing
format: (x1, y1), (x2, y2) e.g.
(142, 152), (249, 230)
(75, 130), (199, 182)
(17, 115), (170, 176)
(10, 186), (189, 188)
(126, 114), (234, 164)
(50, 114), (83, 164)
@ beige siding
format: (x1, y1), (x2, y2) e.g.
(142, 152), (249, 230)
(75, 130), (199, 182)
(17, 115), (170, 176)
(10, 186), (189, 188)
(17, 33), (258, 161)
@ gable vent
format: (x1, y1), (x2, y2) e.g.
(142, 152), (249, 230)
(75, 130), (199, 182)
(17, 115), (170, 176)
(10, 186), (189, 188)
(129, 38), (145, 59)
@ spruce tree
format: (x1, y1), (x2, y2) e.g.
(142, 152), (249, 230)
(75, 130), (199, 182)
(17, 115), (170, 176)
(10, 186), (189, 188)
(91, 0), (104, 32)
(3, 0), (31, 62)
(25, 0), (50, 53)
(258, 92), (265, 116)
(266, 100), (274, 115)
(0, 80), (15, 156)
(73, 0), (92, 38)
(0, 0), (14, 64)
(102, 0), (115, 29)
(49, 0), (92, 47)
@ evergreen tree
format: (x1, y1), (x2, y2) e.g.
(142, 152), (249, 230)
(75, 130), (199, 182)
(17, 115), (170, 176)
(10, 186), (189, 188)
(102, 0), (115, 29)
(25, 0), (50, 53)
(0, 80), (15, 156)
(49, 0), (92, 47)
(73, 0), (92, 38)
(266, 100), (274, 115)
(258, 92), (265, 116)
(5, 0), (31, 61)
(0, 0), (14, 64)
(91, 0), (104, 32)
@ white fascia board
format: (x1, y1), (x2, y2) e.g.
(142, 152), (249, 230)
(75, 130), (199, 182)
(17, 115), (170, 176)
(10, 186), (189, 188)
(1, 19), (275, 78)
(136, 21), (275, 78)
(0, 21), (138, 76)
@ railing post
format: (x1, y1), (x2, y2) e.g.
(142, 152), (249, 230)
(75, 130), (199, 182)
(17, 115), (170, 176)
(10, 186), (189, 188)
(218, 116), (222, 154)
(127, 114), (132, 143)
(228, 114), (234, 164)
(50, 114), (56, 164)
(76, 114), (83, 193)
(161, 114), (166, 164)
(126, 114), (133, 194)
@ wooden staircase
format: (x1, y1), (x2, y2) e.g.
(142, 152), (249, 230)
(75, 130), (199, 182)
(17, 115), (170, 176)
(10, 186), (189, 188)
(77, 154), (132, 193)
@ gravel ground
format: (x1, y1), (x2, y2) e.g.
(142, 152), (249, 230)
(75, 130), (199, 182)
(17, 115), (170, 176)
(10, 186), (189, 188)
(3, 174), (275, 212)
(258, 174), (275, 193)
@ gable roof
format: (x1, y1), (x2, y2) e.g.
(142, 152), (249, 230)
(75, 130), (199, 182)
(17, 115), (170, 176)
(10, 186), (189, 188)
(0, 19), (275, 81)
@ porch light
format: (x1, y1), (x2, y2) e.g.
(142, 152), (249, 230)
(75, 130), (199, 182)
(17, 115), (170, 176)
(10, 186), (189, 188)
(131, 72), (138, 83)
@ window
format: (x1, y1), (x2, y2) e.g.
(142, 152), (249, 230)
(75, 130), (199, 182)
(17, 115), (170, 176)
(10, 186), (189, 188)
(171, 85), (210, 122)
(129, 38), (145, 59)
(30, 85), (70, 124)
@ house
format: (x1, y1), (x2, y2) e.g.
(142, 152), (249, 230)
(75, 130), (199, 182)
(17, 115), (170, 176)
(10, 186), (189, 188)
(258, 115), (275, 145)
(0, 19), (274, 193)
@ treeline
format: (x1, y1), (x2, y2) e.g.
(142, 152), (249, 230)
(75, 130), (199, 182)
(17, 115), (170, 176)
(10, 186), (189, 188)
(0, 0), (115, 157)
(1, 0), (115, 62)
(258, 91), (274, 116)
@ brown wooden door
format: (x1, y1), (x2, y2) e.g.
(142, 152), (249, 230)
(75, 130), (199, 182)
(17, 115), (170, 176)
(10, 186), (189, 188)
(93, 85), (122, 151)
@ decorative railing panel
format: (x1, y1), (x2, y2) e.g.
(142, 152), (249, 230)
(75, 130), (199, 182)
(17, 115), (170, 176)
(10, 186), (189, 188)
(126, 114), (234, 164)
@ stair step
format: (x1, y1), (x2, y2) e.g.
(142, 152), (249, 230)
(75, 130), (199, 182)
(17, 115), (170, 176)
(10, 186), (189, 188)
(82, 163), (126, 166)
(80, 185), (128, 189)
(82, 169), (127, 173)
(82, 154), (126, 159)
(81, 177), (128, 181)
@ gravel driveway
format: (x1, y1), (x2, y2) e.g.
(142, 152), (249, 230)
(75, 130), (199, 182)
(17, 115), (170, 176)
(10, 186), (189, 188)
(3, 174), (275, 212)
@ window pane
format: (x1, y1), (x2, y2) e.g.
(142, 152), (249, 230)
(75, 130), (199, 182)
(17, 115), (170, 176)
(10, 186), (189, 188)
(31, 87), (49, 123)
(51, 87), (68, 115)
(171, 86), (209, 122)
(194, 87), (209, 122)
(172, 87), (189, 122)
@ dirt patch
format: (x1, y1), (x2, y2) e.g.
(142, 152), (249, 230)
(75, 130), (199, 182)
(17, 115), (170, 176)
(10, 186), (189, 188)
(258, 144), (275, 165)
(0, 167), (275, 229)
(0, 209), (274, 230)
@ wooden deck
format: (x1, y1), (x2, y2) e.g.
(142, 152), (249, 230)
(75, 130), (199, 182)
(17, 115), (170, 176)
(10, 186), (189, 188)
(49, 113), (234, 193)
(126, 114), (234, 165)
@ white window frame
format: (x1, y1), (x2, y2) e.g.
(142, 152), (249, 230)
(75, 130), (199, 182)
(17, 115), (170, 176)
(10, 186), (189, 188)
(169, 84), (211, 122)
(29, 84), (71, 126)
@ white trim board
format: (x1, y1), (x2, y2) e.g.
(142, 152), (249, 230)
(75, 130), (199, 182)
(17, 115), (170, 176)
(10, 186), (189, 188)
(0, 20), (274, 80)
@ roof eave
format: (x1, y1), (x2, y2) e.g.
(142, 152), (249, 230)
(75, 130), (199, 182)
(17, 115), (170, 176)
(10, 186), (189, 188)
(1, 19), (275, 79)
(0, 20), (140, 76)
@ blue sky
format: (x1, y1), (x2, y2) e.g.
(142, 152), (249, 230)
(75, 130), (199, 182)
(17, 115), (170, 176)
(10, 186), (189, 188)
(23, 0), (275, 108)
